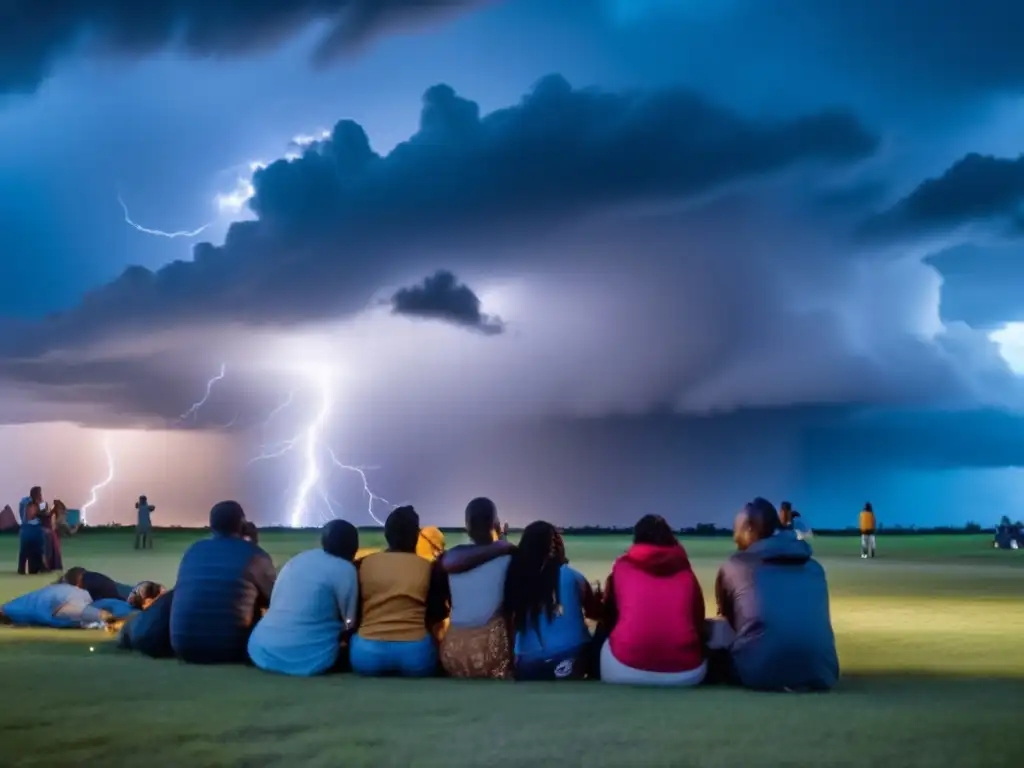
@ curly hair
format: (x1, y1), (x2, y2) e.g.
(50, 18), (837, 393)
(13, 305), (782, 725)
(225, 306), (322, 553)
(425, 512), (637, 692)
(503, 521), (566, 637)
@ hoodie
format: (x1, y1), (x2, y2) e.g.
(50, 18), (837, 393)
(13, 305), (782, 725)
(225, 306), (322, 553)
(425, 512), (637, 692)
(606, 543), (706, 673)
(715, 535), (839, 691)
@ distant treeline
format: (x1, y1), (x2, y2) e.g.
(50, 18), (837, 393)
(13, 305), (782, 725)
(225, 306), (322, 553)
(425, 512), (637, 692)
(74, 522), (999, 536)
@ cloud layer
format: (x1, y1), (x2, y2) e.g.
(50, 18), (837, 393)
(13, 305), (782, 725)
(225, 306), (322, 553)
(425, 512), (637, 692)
(0, 74), (1021, 440)
(0, 0), (488, 96)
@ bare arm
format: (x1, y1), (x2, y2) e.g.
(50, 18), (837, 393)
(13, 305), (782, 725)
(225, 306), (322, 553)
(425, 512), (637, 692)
(425, 560), (451, 629)
(441, 541), (515, 575)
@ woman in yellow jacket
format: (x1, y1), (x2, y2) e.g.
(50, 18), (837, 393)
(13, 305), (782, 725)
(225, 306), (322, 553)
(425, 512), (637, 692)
(859, 503), (876, 559)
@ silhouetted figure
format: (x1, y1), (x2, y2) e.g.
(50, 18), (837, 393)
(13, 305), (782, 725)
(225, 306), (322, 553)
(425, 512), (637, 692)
(135, 495), (155, 550)
(860, 502), (877, 558)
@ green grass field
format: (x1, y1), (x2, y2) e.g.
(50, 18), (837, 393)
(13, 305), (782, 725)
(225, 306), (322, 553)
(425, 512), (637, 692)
(1, 531), (1021, 768)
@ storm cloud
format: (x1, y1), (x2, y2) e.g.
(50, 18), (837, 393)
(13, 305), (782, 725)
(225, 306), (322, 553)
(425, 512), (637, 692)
(2, 74), (877, 357)
(0, 0), (489, 96)
(391, 271), (504, 335)
(866, 153), (1024, 242)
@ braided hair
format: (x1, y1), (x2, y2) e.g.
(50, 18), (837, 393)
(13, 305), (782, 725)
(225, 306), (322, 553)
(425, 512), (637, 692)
(504, 521), (567, 637)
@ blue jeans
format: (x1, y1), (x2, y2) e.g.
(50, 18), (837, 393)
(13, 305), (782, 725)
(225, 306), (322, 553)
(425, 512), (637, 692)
(350, 634), (437, 677)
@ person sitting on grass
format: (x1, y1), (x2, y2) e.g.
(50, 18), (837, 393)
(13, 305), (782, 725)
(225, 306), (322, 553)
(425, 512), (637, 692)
(118, 588), (175, 658)
(707, 497), (839, 692)
(597, 514), (707, 687)
(170, 500), (277, 665)
(351, 506), (450, 677)
(438, 497), (517, 679)
(504, 520), (601, 681)
(248, 519), (361, 676)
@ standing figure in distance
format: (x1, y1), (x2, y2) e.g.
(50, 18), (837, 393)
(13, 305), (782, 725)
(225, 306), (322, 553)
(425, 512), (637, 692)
(135, 495), (155, 550)
(859, 502), (876, 559)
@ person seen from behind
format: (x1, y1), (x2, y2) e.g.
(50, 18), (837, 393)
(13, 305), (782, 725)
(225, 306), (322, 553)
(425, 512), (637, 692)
(248, 519), (361, 676)
(351, 506), (450, 677)
(598, 514), (707, 686)
(859, 503), (876, 559)
(778, 501), (794, 530)
(438, 497), (517, 679)
(135, 495), (155, 550)
(416, 526), (446, 561)
(504, 521), (600, 681)
(170, 500), (277, 664)
(708, 497), (839, 692)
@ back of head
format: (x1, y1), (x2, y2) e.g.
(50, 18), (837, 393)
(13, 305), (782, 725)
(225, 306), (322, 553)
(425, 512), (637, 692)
(140, 495), (148, 505)
(864, 502), (873, 513)
(779, 501), (793, 526)
(62, 566), (86, 587)
(465, 497), (498, 544)
(209, 500), (246, 537)
(322, 519), (360, 561)
(384, 505), (420, 553)
(505, 520), (564, 635)
(240, 521), (259, 546)
(734, 497), (780, 551)
(632, 514), (677, 547)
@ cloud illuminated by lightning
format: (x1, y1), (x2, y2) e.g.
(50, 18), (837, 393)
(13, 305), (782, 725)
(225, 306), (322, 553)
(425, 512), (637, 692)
(214, 161), (266, 216)
(80, 433), (115, 524)
(180, 364), (227, 420)
(118, 193), (212, 239)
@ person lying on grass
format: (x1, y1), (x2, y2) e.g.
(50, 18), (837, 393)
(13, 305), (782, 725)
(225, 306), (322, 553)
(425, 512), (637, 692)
(351, 506), (451, 677)
(707, 497), (839, 692)
(438, 497), (517, 680)
(504, 521), (602, 681)
(596, 514), (707, 687)
(0, 583), (122, 630)
(248, 519), (361, 676)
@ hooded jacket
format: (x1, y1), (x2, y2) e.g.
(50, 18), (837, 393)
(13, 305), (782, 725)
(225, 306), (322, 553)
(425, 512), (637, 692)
(606, 543), (706, 673)
(715, 534), (839, 691)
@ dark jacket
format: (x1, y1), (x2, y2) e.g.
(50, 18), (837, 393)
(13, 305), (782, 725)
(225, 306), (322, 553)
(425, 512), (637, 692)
(170, 535), (277, 664)
(80, 570), (127, 602)
(119, 589), (175, 658)
(715, 533), (839, 691)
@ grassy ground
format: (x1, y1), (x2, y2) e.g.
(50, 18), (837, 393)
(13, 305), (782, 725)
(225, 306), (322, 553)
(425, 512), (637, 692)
(0, 531), (1021, 768)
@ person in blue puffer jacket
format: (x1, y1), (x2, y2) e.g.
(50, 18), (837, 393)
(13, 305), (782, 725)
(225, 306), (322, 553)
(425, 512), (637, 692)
(170, 500), (277, 664)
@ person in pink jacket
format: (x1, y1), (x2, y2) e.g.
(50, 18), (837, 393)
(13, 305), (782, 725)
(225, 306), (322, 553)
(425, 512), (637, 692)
(598, 514), (707, 686)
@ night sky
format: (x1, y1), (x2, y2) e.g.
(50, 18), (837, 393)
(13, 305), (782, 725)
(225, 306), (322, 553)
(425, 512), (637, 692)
(2, 0), (1023, 529)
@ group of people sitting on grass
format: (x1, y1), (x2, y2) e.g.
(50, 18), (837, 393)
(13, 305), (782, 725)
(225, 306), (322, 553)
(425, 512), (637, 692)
(1, 496), (839, 691)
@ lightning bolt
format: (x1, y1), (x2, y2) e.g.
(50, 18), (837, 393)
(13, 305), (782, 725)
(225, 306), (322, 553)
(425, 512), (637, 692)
(180, 364), (227, 420)
(118, 193), (212, 239)
(326, 447), (388, 527)
(249, 374), (389, 528)
(80, 433), (115, 525)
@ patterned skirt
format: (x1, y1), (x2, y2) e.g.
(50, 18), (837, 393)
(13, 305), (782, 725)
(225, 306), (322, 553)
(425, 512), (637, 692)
(439, 615), (513, 680)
